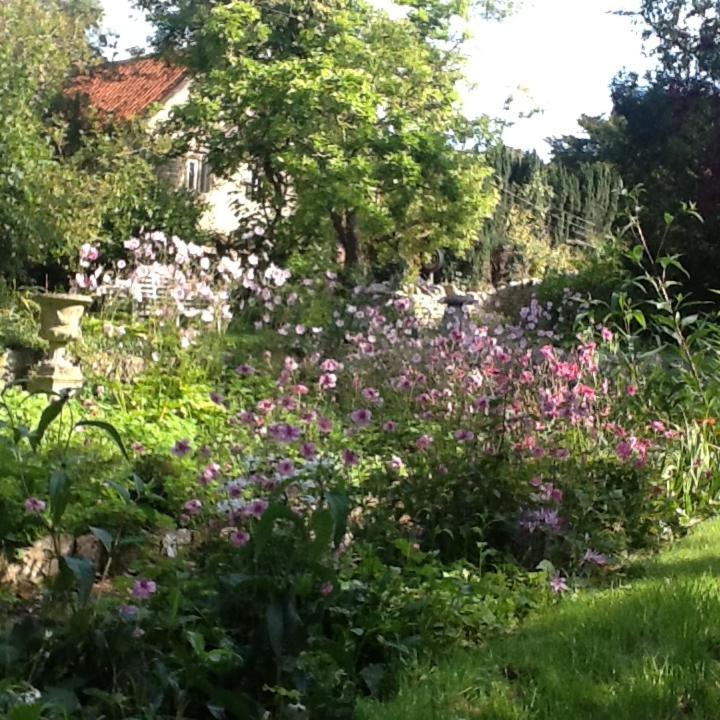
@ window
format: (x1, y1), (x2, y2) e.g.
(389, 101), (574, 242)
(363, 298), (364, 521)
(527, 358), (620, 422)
(185, 157), (212, 193)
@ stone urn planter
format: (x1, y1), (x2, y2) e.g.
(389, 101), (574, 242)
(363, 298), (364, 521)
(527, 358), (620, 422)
(29, 293), (93, 394)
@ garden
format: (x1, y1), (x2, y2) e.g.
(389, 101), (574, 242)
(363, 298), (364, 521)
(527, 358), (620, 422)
(4, 0), (720, 718)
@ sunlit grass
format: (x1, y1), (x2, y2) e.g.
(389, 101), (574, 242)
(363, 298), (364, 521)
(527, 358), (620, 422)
(359, 519), (720, 719)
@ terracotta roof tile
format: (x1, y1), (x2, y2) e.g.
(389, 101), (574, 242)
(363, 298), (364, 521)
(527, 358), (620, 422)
(68, 57), (188, 121)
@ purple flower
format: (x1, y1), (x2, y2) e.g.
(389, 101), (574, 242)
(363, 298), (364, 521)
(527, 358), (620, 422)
(247, 499), (269, 519)
(230, 530), (251, 547)
(235, 364), (256, 376)
(319, 373), (337, 390)
(132, 579), (157, 600)
(350, 408), (372, 426)
(342, 449), (359, 467)
(277, 459), (296, 477)
(210, 391), (225, 406)
(119, 604), (139, 619)
(301, 442), (318, 461)
(582, 549), (609, 567)
(550, 574), (569, 594)
(382, 421), (398, 433)
(317, 417), (333, 434)
(454, 430), (475, 442)
(172, 439), (191, 458)
(24, 497), (46, 514)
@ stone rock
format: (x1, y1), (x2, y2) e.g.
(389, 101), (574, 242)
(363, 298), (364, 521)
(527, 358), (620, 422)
(75, 534), (105, 571)
(11, 534), (74, 585)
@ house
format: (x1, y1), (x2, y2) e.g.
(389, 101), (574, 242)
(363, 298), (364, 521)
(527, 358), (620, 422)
(68, 56), (251, 235)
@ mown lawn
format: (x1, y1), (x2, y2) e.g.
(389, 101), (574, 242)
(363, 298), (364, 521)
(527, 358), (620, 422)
(359, 519), (720, 720)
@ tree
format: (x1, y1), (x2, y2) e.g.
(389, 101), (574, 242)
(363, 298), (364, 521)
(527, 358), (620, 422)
(136, 0), (504, 271)
(550, 1), (720, 295)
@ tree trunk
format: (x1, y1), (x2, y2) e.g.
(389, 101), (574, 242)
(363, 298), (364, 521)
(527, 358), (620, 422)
(331, 210), (361, 268)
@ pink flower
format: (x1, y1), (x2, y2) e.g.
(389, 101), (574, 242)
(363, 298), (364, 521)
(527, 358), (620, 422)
(601, 327), (614, 342)
(342, 449), (359, 467)
(172, 439), (191, 458)
(415, 434), (433, 451)
(321, 358), (343, 372)
(131, 441), (146, 455)
(24, 497), (46, 514)
(318, 417), (333, 434)
(183, 499), (202, 517)
(230, 530), (251, 547)
(615, 441), (633, 461)
(362, 387), (382, 404)
(627, 385), (638, 397)
(292, 384), (310, 396)
(388, 455), (404, 472)
(319, 372), (337, 390)
(256, 399), (275, 414)
(132, 579), (157, 600)
(320, 581), (334, 597)
(277, 459), (296, 477)
(284, 356), (299, 372)
(350, 408), (372, 426)
(200, 463), (221, 485)
(549, 574), (569, 594)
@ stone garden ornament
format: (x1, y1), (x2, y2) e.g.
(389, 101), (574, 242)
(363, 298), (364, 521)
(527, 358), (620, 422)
(29, 292), (93, 394)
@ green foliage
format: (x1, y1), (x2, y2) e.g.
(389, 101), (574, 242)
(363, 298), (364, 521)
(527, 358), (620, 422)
(455, 144), (622, 286)
(358, 517), (720, 720)
(138, 0), (498, 270)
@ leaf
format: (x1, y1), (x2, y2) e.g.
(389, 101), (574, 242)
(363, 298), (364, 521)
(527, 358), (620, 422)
(266, 601), (284, 659)
(309, 509), (333, 556)
(61, 555), (95, 604)
(89, 526), (113, 553)
(30, 394), (70, 450)
(75, 420), (129, 461)
(106, 480), (131, 503)
(186, 630), (205, 656)
(49, 469), (71, 526)
(326, 492), (350, 547)
(253, 503), (305, 555)
(8, 705), (43, 720)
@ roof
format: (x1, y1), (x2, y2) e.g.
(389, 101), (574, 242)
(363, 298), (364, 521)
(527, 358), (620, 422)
(68, 57), (188, 121)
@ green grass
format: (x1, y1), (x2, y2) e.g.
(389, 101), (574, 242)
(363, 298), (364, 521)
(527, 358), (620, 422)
(358, 519), (720, 720)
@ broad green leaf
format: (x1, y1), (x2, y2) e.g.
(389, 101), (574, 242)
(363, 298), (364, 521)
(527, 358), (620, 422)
(49, 468), (71, 526)
(266, 601), (284, 659)
(61, 555), (95, 604)
(89, 526), (113, 553)
(76, 420), (129, 461)
(326, 492), (350, 547)
(30, 394), (69, 450)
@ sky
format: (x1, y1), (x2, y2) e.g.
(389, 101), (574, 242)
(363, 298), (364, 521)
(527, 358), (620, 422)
(98, 0), (654, 158)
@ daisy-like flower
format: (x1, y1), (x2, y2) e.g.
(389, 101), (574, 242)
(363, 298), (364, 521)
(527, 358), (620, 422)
(549, 574), (569, 594)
